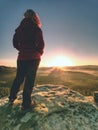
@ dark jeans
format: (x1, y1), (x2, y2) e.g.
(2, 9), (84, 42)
(9, 59), (40, 108)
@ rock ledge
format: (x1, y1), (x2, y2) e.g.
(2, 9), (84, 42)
(0, 84), (98, 130)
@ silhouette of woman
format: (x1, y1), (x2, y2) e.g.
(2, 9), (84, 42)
(9, 9), (45, 110)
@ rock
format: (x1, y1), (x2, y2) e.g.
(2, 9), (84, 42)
(93, 91), (98, 102)
(0, 84), (98, 130)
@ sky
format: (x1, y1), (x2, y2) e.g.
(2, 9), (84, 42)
(0, 0), (98, 67)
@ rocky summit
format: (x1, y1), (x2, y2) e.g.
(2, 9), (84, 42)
(0, 84), (98, 130)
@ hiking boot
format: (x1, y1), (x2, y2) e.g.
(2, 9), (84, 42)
(21, 100), (35, 111)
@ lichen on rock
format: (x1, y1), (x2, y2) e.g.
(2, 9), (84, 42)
(0, 84), (98, 130)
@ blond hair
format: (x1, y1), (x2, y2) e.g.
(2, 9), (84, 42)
(24, 9), (42, 28)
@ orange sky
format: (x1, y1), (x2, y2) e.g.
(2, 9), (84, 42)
(1, 50), (98, 67)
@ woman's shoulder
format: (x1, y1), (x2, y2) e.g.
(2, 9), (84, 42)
(34, 24), (42, 33)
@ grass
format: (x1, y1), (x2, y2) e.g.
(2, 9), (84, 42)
(0, 65), (98, 97)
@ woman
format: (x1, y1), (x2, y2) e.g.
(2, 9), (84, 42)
(9, 9), (45, 110)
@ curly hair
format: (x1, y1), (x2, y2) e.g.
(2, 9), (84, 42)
(24, 9), (42, 28)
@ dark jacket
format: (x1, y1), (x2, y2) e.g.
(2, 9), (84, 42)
(13, 18), (45, 60)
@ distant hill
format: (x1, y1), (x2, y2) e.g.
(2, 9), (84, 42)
(0, 65), (98, 97)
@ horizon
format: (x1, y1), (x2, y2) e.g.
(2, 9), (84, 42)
(0, 64), (98, 68)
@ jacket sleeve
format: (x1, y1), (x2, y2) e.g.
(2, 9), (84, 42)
(13, 30), (20, 50)
(35, 28), (45, 55)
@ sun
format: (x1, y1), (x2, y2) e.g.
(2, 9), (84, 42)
(47, 56), (74, 67)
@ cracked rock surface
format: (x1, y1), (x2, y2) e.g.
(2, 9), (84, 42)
(0, 84), (98, 130)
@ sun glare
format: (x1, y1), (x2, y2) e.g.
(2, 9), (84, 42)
(47, 56), (74, 67)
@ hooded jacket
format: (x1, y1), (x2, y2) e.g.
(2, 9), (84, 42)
(13, 18), (45, 60)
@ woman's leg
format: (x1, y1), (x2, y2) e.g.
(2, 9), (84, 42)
(22, 59), (40, 108)
(9, 60), (26, 101)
